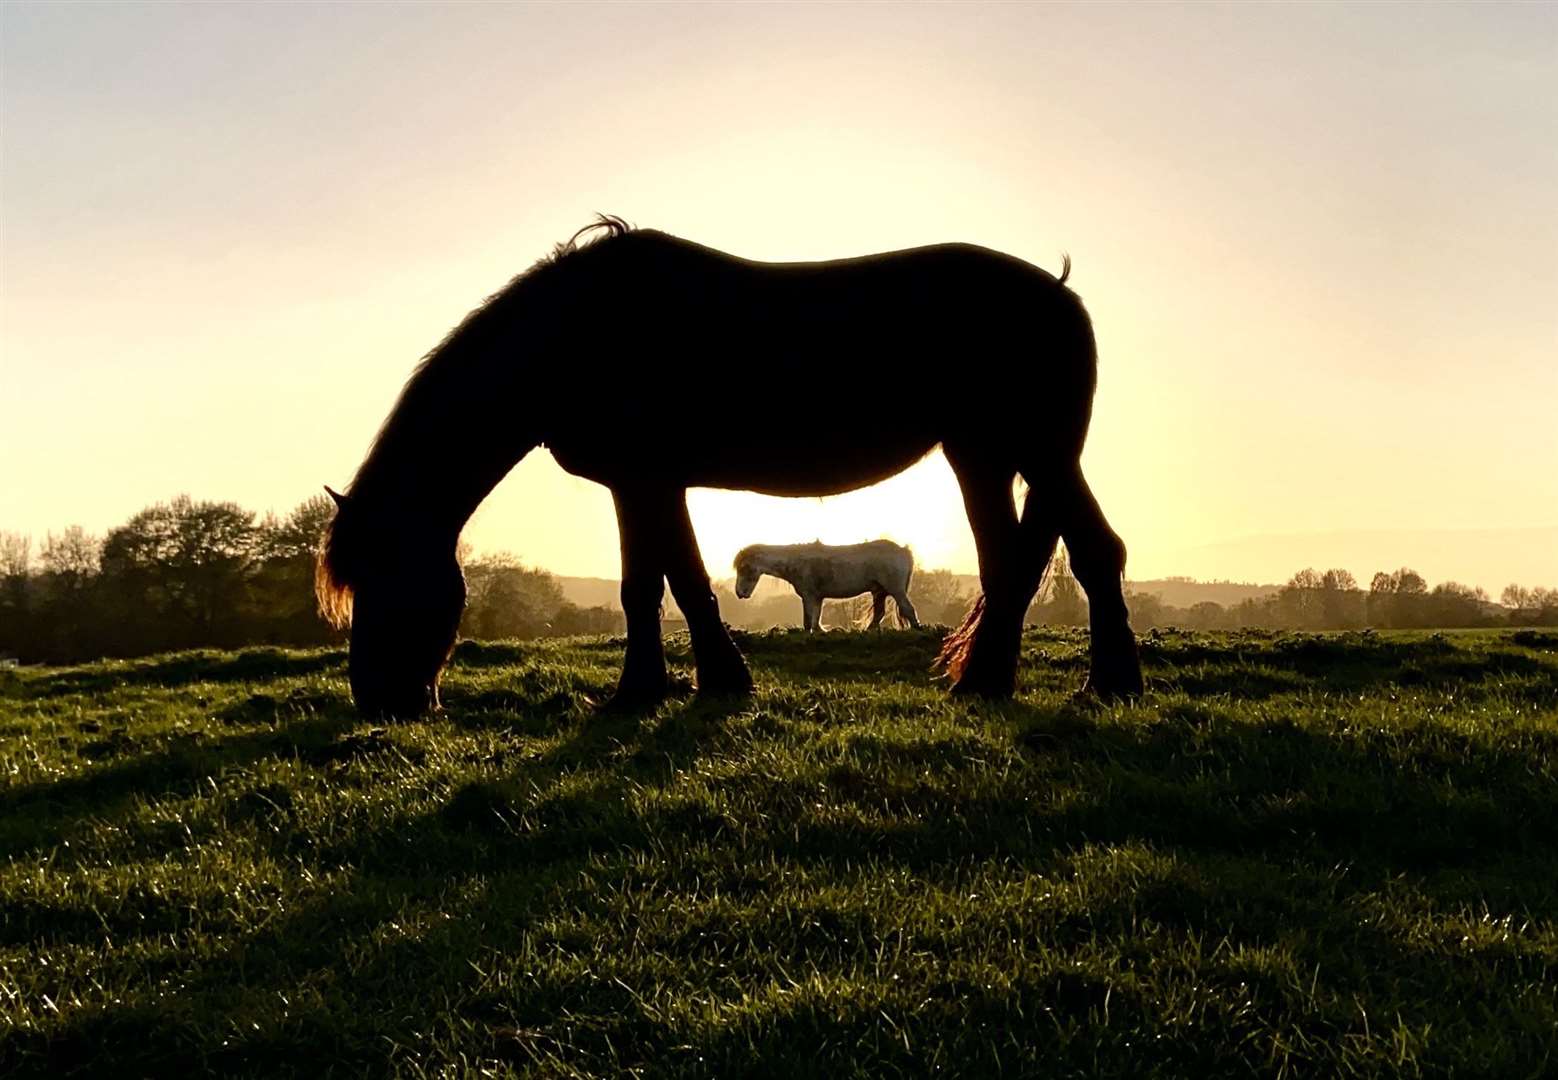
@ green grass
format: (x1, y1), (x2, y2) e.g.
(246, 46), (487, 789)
(2, 627), (1555, 1077)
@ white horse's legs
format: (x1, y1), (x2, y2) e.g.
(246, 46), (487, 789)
(891, 589), (920, 628)
(801, 593), (823, 632)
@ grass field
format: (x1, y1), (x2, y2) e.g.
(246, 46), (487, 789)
(2, 627), (1555, 1077)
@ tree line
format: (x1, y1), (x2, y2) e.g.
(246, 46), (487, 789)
(1126, 567), (1558, 632)
(2, 496), (1554, 664)
(0, 495), (618, 664)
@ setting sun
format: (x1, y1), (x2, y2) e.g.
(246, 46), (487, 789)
(5, 4), (1555, 598)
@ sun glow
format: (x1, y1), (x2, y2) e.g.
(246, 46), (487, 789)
(687, 453), (974, 582)
(460, 447), (981, 585)
(3, 4), (1554, 594)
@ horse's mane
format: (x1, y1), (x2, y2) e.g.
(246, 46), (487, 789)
(316, 215), (634, 627)
(416, 214), (633, 368)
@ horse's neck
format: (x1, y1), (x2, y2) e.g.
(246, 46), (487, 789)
(763, 555), (802, 584)
(353, 282), (552, 546)
(359, 434), (534, 550)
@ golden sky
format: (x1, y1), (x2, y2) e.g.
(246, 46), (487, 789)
(2, 3), (1555, 592)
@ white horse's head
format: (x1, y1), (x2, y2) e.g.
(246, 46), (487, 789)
(733, 546), (768, 599)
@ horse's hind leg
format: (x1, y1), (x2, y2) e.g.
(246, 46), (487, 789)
(890, 588), (920, 629)
(944, 453), (1042, 696)
(869, 588), (887, 630)
(659, 490), (754, 696)
(1055, 466), (1144, 700)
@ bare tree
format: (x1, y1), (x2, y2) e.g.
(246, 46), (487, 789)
(0, 532), (30, 580)
(1502, 584), (1533, 611)
(41, 526), (101, 585)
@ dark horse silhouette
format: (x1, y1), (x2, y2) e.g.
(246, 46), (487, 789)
(317, 217), (1143, 716)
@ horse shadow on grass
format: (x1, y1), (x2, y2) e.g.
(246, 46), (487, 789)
(0, 692), (358, 866)
(5, 627), (1554, 1070)
(8, 682), (1557, 1075)
(427, 629), (1558, 714)
(2, 689), (752, 1075)
(737, 626), (1558, 705)
(795, 696), (1558, 883)
(1138, 629), (1558, 703)
(19, 647), (346, 699)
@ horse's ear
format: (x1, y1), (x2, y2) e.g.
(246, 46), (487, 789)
(325, 485), (349, 511)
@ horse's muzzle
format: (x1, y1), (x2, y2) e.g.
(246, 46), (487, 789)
(352, 679), (437, 720)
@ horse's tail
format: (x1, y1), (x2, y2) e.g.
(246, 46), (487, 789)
(896, 547), (914, 628)
(933, 593), (985, 680)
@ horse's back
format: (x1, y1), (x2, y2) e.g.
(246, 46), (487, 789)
(787, 539), (913, 598)
(544, 228), (1099, 489)
(616, 230), (1089, 395)
(608, 231), (1079, 338)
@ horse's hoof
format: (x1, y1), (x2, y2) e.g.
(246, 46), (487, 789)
(589, 684), (669, 714)
(948, 678), (1015, 700)
(1080, 672), (1145, 703)
(1086, 635), (1145, 702)
(697, 669), (755, 697)
(1065, 686), (1107, 710)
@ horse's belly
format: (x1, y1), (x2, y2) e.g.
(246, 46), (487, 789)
(549, 429), (940, 497)
(694, 434), (940, 496)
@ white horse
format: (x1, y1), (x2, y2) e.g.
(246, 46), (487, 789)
(733, 540), (921, 631)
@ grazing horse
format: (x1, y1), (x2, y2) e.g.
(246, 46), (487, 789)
(317, 216), (1143, 716)
(734, 540), (921, 631)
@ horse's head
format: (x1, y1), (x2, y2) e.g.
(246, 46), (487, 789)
(733, 546), (765, 599)
(317, 488), (466, 718)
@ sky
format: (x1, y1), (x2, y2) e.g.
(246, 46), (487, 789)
(2, 2), (1555, 594)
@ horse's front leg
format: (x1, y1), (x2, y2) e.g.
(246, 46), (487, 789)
(659, 489), (754, 696)
(605, 488), (669, 709)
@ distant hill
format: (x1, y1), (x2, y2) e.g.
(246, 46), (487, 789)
(557, 575), (799, 611)
(555, 576), (623, 610)
(560, 573), (1280, 612)
(928, 575), (1282, 610)
(1157, 526), (1558, 598)
(1125, 578), (1281, 609)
